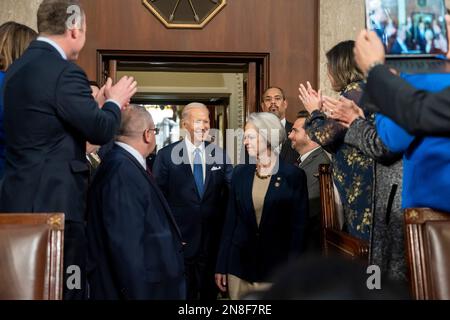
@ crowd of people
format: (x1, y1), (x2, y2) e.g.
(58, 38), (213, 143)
(368, 0), (448, 55)
(1, 0), (450, 300)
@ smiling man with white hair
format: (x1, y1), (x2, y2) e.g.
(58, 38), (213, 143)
(153, 102), (233, 300)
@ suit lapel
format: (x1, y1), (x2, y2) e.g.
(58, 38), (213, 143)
(179, 141), (195, 180)
(258, 162), (284, 229)
(147, 175), (183, 240)
(203, 142), (215, 194)
(299, 148), (322, 170)
(239, 165), (258, 230)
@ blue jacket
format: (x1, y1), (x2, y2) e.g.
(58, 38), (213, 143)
(376, 73), (450, 212)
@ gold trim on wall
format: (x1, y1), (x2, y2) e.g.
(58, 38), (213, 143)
(142, 0), (227, 29)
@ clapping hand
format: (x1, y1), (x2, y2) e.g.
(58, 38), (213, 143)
(298, 81), (322, 114)
(322, 96), (364, 128)
(104, 76), (138, 109)
(94, 84), (107, 108)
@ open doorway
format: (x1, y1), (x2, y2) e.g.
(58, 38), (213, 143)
(97, 51), (269, 158)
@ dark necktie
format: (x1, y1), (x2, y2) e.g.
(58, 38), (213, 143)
(146, 165), (155, 181)
(193, 148), (204, 198)
(296, 156), (302, 167)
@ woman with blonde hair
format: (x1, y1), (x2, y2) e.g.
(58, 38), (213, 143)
(215, 112), (309, 300)
(0, 21), (37, 177)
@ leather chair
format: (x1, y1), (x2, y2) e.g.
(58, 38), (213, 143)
(404, 208), (450, 300)
(0, 213), (64, 300)
(319, 164), (369, 261)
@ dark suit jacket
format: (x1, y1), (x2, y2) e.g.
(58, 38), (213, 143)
(299, 148), (330, 252)
(87, 145), (185, 300)
(280, 121), (300, 165)
(153, 140), (233, 260)
(0, 40), (120, 222)
(362, 64), (450, 136)
(216, 162), (309, 283)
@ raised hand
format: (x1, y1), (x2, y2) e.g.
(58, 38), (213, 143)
(298, 81), (322, 113)
(354, 30), (385, 75)
(94, 83), (107, 108)
(104, 76), (138, 109)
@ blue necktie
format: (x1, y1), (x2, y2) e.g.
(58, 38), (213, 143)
(193, 148), (204, 198)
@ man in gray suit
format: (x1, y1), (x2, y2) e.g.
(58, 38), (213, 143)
(288, 111), (330, 252)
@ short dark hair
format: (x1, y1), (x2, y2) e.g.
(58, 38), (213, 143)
(297, 110), (310, 119)
(262, 86), (286, 101)
(326, 40), (364, 93)
(37, 0), (85, 35)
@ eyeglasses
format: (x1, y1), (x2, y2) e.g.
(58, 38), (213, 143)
(147, 127), (160, 135)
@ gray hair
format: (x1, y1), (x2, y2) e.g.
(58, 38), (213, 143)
(117, 104), (153, 139)
(247, 112), (286, 151)
(182, 102), (209, 120)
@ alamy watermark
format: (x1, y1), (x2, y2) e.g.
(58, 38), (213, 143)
(66, 5), (82, 30)
(366, 265), (381, 290)
(170, 127), (284, 173)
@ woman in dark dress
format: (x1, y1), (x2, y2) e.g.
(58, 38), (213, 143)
(215, 112), (309, 299)
(298, 40), (374, 241)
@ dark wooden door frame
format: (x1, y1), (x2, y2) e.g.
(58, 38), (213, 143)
(96, 50), (270, 116)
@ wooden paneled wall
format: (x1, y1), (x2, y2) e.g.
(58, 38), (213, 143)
(78, 0), (319, 122)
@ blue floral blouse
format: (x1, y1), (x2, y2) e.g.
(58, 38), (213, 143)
(305, 82), (374, 241)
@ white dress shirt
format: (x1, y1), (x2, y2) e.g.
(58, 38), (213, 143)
(115, 142), (147, 170)
(37, 36), (67, 60)
(281, 118), (287, 128)
(185, 137), (206, 183)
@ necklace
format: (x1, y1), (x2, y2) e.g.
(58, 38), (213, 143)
(255, 169), (272, 180)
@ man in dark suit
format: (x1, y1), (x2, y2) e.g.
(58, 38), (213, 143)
(288, 111), (330, 252)
(87, 105), (185, 300)
(355, 28), (450, 136)
(389, 26), (409, 55)
(0, 0), (137, 300)
(261, 87), (299, 164)
(153, 103), (233, 300)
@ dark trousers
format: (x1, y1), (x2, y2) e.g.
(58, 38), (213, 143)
(185, 256), (218, 300)
(63, 221), (87, 300)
